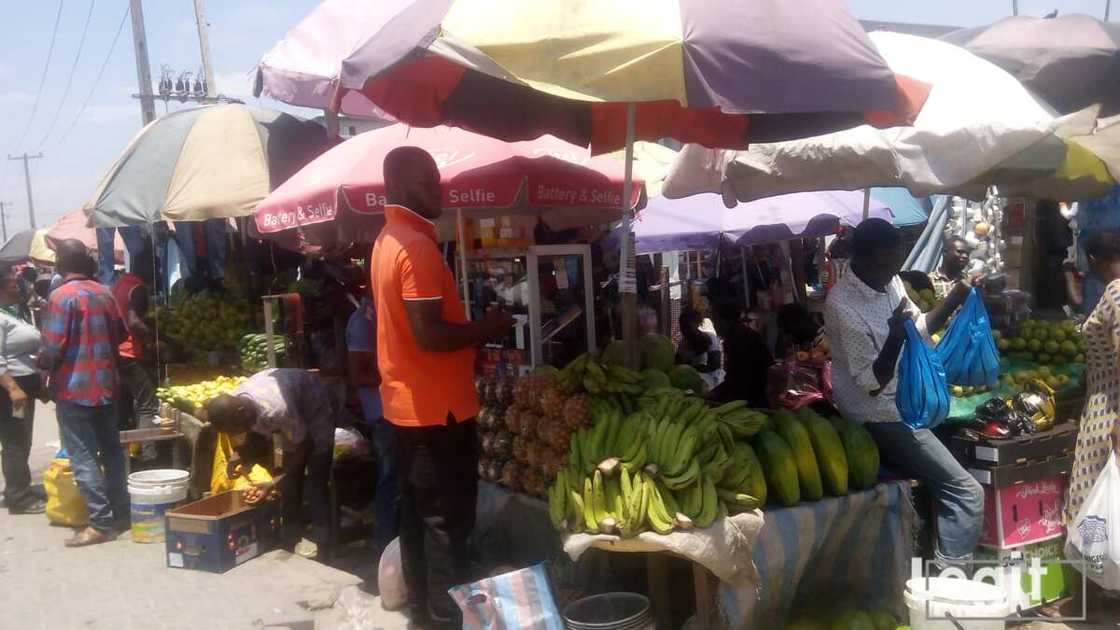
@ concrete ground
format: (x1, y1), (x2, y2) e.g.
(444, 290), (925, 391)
(0, 401), (411, 630)
(3, 401), (1117, 629)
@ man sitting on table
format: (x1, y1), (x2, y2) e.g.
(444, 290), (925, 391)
(205, 368), (337, 558)
(824, 218), (984, 569)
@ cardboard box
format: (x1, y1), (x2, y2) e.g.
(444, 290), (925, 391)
(975, 537), (1073, 611)
(165, 490), (283, 573)
(969, 456), (1070, 549)
(948, 422), (1077, 467)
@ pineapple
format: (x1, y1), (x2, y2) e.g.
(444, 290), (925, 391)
(491, 430), (513, 459)
(503, 405), (523, 435)
(512, 435), (529, 464)
(539, 384), (567, 420)
(562, 394), (591, 429)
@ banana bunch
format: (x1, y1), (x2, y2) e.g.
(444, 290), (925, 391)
(549, 387), (764, 537)
(556, 353), (644, 399)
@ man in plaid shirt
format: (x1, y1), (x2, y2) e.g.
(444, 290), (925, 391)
(40, 240), (128, 547)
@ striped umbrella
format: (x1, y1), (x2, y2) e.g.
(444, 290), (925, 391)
(46, 209), (124, 262)
(0, 230), (52, 266)
(84, 104), (331, 227)
(256, 0), (930, 154)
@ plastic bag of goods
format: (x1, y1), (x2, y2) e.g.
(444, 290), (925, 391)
(1065, 453), (1120, 590)
(44, 458), (89, 527)
(896, 319), (950, 429)
(449, 564), (563, 630)
(935, 288), (1000, 387)
(378, 538), (407, 611)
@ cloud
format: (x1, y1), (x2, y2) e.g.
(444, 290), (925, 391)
(0, 91), (35, 105)
(214, 70), (255, 100)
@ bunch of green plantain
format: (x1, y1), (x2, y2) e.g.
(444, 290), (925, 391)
(547, 389), (766, 537)
(556, 352), (644, 399)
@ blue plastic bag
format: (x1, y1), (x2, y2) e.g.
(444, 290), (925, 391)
(449, 564), (564, 630)
(896, 319), (950, 429)
(935, 288), (1000, 387)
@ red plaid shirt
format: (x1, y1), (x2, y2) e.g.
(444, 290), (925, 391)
(40, 276), (124, 407)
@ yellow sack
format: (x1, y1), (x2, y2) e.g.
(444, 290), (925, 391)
(44, 458), (89, 527)
(210, 432), (272, 494)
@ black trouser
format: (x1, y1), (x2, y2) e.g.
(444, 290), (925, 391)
(279, 437), (334, 549)
(117, 359), (160, 431)
(393, 417), (479, 625)
(0, 374), (40, 510)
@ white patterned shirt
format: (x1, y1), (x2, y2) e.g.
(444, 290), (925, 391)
(824, 271), (928, 424)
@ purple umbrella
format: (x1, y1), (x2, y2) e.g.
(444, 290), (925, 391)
(629, 191), (889, 254)
(943, 14), (1120, 115)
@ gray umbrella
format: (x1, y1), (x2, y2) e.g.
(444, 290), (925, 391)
(942, 14), (1120, 115)
(0, 230), (38, 266)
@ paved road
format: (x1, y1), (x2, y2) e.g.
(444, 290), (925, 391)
(0, 401), (410, 630)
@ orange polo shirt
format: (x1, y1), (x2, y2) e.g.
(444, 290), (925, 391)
(371, 204), (479, 427)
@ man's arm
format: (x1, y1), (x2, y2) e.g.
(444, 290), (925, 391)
(127, 285), (151, 340)
(923, 280), (973, 334)
(825, 299), (908, 396)
(403, 300), (513, 352)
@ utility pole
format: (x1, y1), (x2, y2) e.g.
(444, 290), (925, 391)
(0, 201), (10, 242)
(1012, 0), (1019, 15)
(193, 0), (216, 98)
(7, 153), (43, 229)
(1107, 0), (1112, 21)
(129, 0), (156, 125)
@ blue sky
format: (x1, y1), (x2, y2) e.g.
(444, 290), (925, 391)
(0, 0), (1112, 235)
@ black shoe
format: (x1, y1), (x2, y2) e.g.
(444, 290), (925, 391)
(9, 498), (47, 515)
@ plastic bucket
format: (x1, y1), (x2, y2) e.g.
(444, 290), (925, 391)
(563, 593), (654, 630)
(127, 469), (189, 543)
(904, 577), (1010, 630)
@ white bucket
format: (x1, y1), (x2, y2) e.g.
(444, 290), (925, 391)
(128, 469), (190, 543)
(904, 577), (1010, 630)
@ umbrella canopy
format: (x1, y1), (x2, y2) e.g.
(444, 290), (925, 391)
(627, 190), (889, 254)
(663, 32), (1118, 203)
(45, 209), (125, 263)
(872, 188), (929, 227)
(85, 104), (330, 227)
(942, 14), (1120, 116)
(256, 0), (930, 154)
(253, 124), (646, 251)
(0, 230), (46, 266)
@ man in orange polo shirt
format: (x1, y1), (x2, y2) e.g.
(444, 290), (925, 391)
(371, 146), (513, 629)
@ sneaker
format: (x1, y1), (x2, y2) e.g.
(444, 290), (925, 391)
(8, 498), (47, 515)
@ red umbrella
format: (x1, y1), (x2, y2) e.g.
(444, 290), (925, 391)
(46, 209), (125, 264)
(253, 124), (644, 252)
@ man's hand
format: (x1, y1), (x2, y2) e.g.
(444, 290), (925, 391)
(9, 386), (27, 414)
(887, 299), (912, 340)
(243, 482), (276, 505)
(480, 310), (516, 341)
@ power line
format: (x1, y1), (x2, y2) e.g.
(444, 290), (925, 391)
(57, 3), (131, 144)
(37, 0), (98, 150)
(16, 1), (66, 150)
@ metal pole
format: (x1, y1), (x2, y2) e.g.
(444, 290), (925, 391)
(862, 188), (872, 221)
(1107, 0), (1112, 20)
(324, 110), (340, 139)
(193, 0), (216, 97)
(1012, 0), (1019, 15)
(129, 0), (157, 124)
(457, 208), (471, 319)
(0, 202), (9, 242)
(619, 102), (639, 368)
(7, 153), (43, 229)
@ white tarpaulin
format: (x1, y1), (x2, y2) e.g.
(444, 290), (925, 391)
(663, 32), (1115, 203)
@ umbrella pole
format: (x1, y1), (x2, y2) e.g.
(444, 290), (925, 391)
(457, 207), (471, 319)
(740, 246), (750, 310)
(862, 188), (871, 221)
(620, 102), (639, 368)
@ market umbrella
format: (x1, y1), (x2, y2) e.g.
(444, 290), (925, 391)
(0, 230), (53, 265)
(625, 191), (890, 254)
(255, 0), (931, 154)
(663, 32), (1119, 204)
(84, 104), (331, 227)
(942, 14), (1120, 116)
(872, 188), (929, 227)
(46, 209), (125, 263)
(253, 124), (646, 253)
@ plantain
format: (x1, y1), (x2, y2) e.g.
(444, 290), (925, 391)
(694, 475), (719, 529)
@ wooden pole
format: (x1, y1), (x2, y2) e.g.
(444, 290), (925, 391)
(619, 103), (639, 368)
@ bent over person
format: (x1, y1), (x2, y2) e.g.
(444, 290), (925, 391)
(371, 146), (513, 629)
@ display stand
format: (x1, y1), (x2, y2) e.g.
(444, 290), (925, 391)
(526, 244), (598, 366)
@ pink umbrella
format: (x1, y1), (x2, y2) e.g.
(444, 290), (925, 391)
(45, 209), (126, 263)
(253, 124), (645, 251)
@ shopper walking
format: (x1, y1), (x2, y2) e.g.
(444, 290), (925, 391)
(0, 269), (45, 514)
(825, 219), (982, 569)
(1065, 231), (1120, 524)
(40, 240), (128, 547)
(371, 147), (513, 630)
